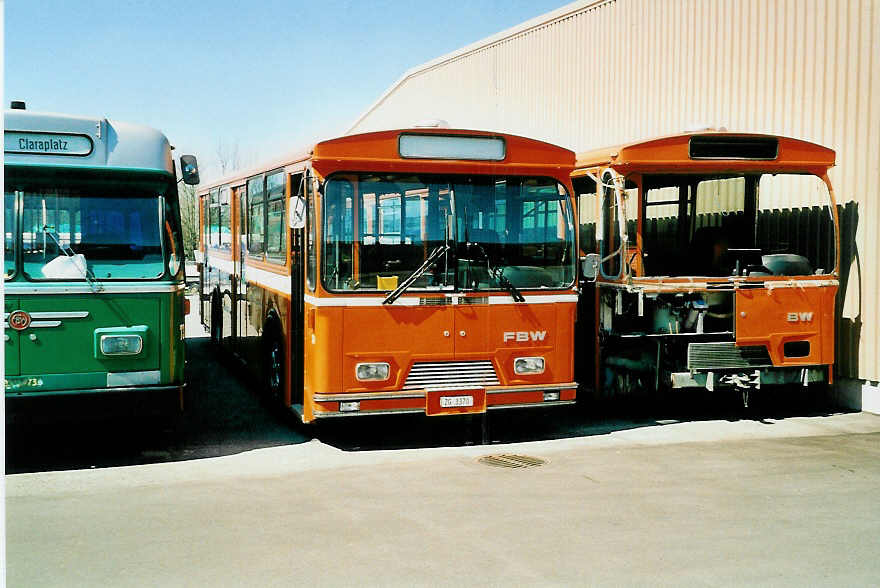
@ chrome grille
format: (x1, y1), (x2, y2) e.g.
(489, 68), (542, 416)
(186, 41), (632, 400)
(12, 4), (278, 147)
(687, 342), (772, 370)
(403, 360), (500, 390)
(459, 296), (488, 305)
(419, 297), (449, 306)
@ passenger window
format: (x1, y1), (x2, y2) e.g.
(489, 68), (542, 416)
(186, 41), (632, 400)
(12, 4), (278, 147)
(265, 171), (286, 262)
(208, 188), (220, 248)
(247, 175), (265, 255)
(218, 186), (231, 249)
(5, 191), (15, 278)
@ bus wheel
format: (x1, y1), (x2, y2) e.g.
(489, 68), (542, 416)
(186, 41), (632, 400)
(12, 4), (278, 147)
(265, 334), (285, 406)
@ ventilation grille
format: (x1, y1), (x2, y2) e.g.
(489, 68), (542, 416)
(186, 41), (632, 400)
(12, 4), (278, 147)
(687, 342), (772, 370)
(459, 296), (488, 305)
(419, 297), (449, 306)
(478, 454), (546, 469)
(403, 360), (500, 390)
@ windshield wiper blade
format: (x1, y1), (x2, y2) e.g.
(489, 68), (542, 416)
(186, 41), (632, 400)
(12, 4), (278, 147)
(383, 244), (450, 305)
(467, 241), (524, 302)
(489, 265), (525, 302)
(42, 225), (103, 292)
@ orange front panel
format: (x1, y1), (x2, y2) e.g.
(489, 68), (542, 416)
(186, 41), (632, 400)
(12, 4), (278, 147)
(340, 305), (454, 393)
(454, 305), (489, 359)
(735, 285), (837, 366)
(487, 301), (575, 386)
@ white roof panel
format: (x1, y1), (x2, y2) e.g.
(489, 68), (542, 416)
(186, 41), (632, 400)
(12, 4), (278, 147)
(4, 109), (174, 175)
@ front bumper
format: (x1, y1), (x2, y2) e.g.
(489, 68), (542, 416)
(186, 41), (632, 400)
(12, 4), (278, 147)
(670, 367), (827, 390)
(309, 383), (577, 419)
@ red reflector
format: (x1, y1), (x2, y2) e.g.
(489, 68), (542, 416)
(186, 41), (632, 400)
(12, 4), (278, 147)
(184, 298), (191, 315)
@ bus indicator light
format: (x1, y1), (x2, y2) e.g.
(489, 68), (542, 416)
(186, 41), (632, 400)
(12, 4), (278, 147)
(339, 401), (360, 412)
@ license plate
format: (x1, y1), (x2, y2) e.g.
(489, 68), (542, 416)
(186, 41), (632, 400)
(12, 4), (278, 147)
(439, 395), (474, 408)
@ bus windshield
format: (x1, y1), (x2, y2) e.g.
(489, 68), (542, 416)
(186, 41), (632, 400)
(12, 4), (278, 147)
(14, 185), (165, 281)
(640, 173), (836, 278)
(322, 173), (575, 292)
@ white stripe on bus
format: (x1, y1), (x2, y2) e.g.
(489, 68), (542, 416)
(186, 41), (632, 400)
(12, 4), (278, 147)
(302, 293), (578, 307)
(3, 284), (185, 295)
(243, 264), (291, 295)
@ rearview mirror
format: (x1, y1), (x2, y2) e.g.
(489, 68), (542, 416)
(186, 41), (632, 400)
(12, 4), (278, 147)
(179, 155), (200, 185)
(289, 196), (306, 229)
(581, 253), (600, 280)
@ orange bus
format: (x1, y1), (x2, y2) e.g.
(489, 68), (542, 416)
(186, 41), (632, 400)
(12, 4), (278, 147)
(197, 128), (579, 422)
(573, 131), (838, 406)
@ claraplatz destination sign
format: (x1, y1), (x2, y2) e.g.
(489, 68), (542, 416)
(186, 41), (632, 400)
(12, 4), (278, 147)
(4, 131), (93, 156)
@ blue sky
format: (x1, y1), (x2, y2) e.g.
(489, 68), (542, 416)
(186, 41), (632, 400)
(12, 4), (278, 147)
(6, 0), (569, 182)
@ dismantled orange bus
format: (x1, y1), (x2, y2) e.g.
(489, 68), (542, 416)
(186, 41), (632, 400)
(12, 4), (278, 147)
(197, 128), (579, 422)
(573, 132), (838, 406)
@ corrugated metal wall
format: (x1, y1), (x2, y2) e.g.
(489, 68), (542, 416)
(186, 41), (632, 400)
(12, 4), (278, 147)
(349, 0), (880, 382)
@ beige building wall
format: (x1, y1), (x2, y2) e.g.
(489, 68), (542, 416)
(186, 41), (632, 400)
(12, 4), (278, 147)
(349, 0), (880, 387)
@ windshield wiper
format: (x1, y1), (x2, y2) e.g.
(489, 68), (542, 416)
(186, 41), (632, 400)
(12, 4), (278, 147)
(383, 244), (450, 305)
(489, 265), (525, 302)
(42, 225), (103, 292)
(467, 241), (524, 302)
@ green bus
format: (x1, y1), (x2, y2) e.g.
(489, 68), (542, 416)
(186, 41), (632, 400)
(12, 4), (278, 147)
(4, 103), (198, 410)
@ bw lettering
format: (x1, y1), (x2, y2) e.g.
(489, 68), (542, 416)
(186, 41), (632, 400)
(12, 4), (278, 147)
(786, 312), (814, 322)
(503, 331), (547, 343)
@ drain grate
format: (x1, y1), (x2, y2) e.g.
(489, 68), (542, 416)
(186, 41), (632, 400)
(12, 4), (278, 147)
(478, 454), (546, 469)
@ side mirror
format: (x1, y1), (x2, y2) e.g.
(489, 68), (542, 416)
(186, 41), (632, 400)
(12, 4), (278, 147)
(581, 253), (600, 280)
(180, 155), (200, 185)
(289, 196), (306, 229)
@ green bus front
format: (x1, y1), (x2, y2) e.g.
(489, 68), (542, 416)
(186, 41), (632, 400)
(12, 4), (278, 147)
(4, 118), (187, 408)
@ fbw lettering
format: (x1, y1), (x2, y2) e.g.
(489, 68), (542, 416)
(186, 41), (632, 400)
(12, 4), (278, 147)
(786, 312), (814, 322)
(503, 331), (547, 343)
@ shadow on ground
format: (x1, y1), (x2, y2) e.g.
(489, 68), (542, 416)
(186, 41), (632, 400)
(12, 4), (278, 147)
(6, 334), (852, 473)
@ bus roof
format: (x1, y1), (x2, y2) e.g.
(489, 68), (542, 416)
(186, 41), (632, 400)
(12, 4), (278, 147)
(198, 128), (575, 194)
(574, 131), (836, 175)
(4, 109), (174, 176)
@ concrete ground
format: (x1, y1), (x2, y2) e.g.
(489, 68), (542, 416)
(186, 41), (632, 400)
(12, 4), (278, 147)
(7, 412), (880, 587)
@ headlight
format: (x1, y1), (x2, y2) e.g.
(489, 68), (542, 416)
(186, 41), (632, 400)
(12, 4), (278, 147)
(514, 357), (545, 375)
(100, 334), (143, 356)
(356, 362), (390, 381)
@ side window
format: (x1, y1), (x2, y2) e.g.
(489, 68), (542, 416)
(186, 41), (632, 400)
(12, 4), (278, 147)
(237, 186), (246, 248)
(219, 186), (231, 249)
(4, 190), (15, 278)
(265, 171), (286, 262)
(247, 175), (264, 255)
(600, 173), (622, 277)
(573, 175), (597, 255)
(208, 188), (220, 247)
(306, 174), (316, 291)
(643, 182), (683, 277)
(323, 179), (354, 290)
